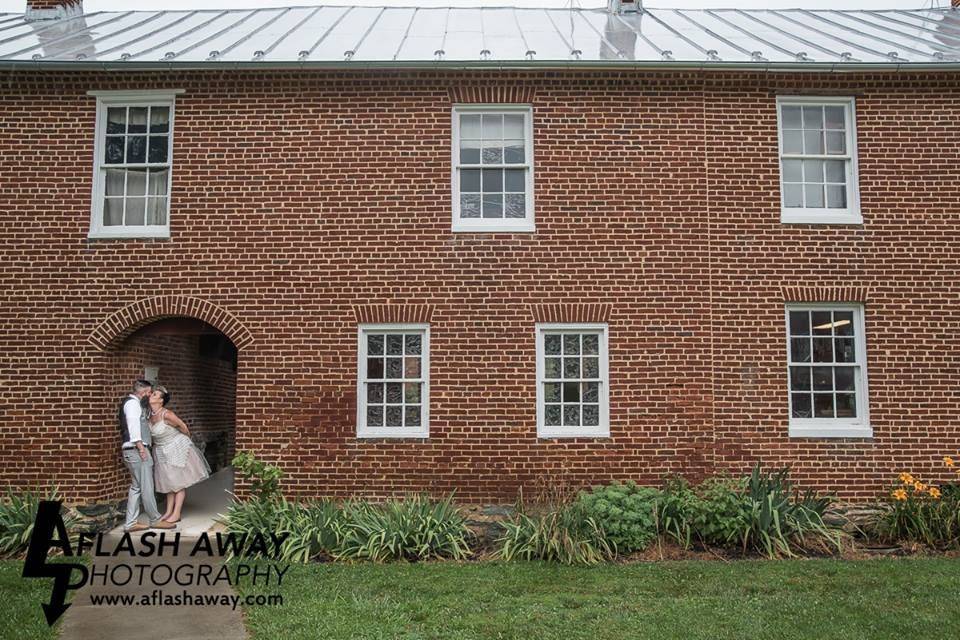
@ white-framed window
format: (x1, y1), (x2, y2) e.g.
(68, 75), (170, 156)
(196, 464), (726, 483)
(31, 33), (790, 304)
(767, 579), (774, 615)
(88, 90), (183, 239)
(786, 304), (870, 438)
(536, 323), (609, 438)
(357, 324), (430, 438)
(452, 105), (535, 233)
(777, 96), (861, 225)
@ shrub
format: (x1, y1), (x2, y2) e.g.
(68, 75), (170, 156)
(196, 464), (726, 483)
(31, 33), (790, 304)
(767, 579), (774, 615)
(231, 451), (283, 500)
(336, 495), (473, 562)
(0, 488), (75, 556)
(496, 503), (615, 565)
(876, 467), (960, 549)
(576, 481), (659, 552)
(275, 499), (343, 562)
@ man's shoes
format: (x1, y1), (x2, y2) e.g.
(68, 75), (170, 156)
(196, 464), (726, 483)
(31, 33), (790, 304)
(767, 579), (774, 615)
(125, 523), (150, 533)
(151, 520), (177, 530)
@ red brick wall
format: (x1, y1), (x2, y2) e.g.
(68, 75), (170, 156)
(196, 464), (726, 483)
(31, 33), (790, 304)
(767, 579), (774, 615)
(0, 69), (958, 504)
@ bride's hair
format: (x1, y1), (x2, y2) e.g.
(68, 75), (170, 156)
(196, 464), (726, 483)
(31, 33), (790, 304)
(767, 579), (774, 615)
(153, 384), (171, 407)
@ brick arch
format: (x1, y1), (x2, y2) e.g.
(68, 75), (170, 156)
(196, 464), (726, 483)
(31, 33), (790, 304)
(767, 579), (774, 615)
(87, 295), (254, 352)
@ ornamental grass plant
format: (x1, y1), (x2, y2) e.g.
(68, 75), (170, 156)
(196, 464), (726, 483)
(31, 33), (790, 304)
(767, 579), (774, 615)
(0, 487), (74, 556)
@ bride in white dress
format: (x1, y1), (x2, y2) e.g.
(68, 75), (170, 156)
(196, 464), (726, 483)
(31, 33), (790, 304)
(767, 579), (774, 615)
(146, 385), (210, 525)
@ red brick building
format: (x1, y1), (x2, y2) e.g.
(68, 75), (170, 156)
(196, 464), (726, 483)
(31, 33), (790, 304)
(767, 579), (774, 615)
(2, 0), (960, 513)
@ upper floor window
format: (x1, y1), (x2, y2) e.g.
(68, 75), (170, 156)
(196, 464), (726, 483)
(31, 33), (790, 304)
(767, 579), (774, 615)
(88, 90), (181, 239)
(786, 304), (870, 438)
(357, 324), (430, 438)
(777, 96), (861, 225)
(536, 324), (609, 438)
(452, 105), (534, 233)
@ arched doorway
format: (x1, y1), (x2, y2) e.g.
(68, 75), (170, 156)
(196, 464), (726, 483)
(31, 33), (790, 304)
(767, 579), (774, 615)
(89, 296), (253, 533)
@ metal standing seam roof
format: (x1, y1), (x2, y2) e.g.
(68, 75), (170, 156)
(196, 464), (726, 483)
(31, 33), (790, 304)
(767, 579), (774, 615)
(1, 5), (959, 70)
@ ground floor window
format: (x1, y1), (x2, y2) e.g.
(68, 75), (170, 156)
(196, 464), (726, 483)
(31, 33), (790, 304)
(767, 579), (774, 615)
(357, 324), (429, 438)
(536, 323), (609, 438)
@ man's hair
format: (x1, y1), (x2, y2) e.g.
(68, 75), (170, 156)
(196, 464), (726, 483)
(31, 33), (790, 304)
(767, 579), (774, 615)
(132, 379), (153, 393)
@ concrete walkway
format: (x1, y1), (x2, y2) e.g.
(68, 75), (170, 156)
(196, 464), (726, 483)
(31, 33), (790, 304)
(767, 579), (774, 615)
(62, 469), (246, 639)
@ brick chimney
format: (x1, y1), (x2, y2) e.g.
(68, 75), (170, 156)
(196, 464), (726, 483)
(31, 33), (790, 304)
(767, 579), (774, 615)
(608, 0), (641, 13)
(25, 0), (82, 21)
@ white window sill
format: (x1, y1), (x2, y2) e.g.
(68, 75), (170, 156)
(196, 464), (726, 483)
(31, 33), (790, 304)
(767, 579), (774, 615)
(356, 428), (429, 439)
(781, 210), (863, 225)
(789, 421), (872, 439)
(538, 428), (610, 439)
(88, 228), (171, 240)
(452, 219), (535, 233)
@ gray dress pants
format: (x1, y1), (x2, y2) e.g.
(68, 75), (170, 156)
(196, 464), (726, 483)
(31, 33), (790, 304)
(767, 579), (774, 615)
(122, 448), (162, 530)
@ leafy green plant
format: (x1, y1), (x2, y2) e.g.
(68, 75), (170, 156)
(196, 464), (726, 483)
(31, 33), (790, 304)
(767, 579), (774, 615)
(276, 499), (343, 562)
(877, 470), (960, 549)
(576, 481), (659, 552)
(496, 503), (615, 565)
(336, 495), (473, 562)
(231, 451), (283, 500)
(0, 488), (75, 555)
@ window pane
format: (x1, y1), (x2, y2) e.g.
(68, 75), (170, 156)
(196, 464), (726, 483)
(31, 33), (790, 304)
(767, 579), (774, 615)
(367, 358), (384, 379)
(482, 140), (503, 164)
(826, 185), (846, 209)
(812, 338), (833, 362)
(385, 358), (403, 378)
(791, 393), (812, 418)
(482, 194), (503, 218)
(803, 130), (824, 155)
(105, 168), (125, 196)
(544, 357), (561, 378)
(583, 382), (599, 403)
(386, 334), (403, 355)
(804, 184), (824, 208)
(128, 107), (148, 133)
(482, 168), (503, 192)
(545, 405), (561, 426)
(404, 357), (420, 378)
(404, 334), (421, 355)
(125, 198), (145, 225)
(404, 382), (421, 403)
(367, 383), (384, 403)
(563, 382), (579, 402)
(583, 405), (599, 427)
(149, 106), (170, 133)
(563, 357), (580, 378)
(127, 169), (147, 196)
(505, 194), (525, 218)
(504, 169), (525, 192)
(460, 194), (481, 218)
(802, 105), (823, 129)
(789, 366), (811, 391)
(583, 357), (599, 378)
(460, 114), (481, 139)
(833, 311), (854, 336)
(783, 184), (803, 208)
(781, 106), (802, 128)
(790, 338), (811, 363)
(126, 136), (147, 163)
(835, 394), (857, 417)
(835, 338), (856, 363)
(148, 168), (169, 196)
(782, 130), (802, 154)
(545, 334), (561, 355)
(802, 159), (824, 182)
(145, 197), (167, 225)
(824, 106), (845, 130)
(460, 139), (480, 164)
(481, 114), (502, 138)
(385, 406), (402, 427)
(106, 107), (126, 134)
(148, 136), (168, 163)
(504, 113), (524, 137)
(368, 334), (384, 355)
(824, 160), (845, 183)
(812, 366), (833, 391)
(404, 406), (421, 427)
(544, 382), (561, 403)
(782, 159), (802, 183)
(386, 382), (402, 403)
(563, 405), (580, 427)
(105, 136), (125, 164)
(583, 335), (599, 355)
(367, 406), (383, 427)
(563, 334), (580, 354)
(504, 140), (524, 163)
(789, 311), (810, 336)
(811, 311), (832, 334)
(103, 198), (124, 225)
(813, 393), (834, 418)
(835, 367), (855, 391)
(825, 132), (845, 155)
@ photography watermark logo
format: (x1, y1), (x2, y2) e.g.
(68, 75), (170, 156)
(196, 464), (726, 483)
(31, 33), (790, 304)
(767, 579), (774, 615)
(22, 500), (288, 626)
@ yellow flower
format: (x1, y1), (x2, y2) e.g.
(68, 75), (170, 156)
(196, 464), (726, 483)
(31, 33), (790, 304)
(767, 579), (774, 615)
(899, 472), (915, 484)
(946, 457), (956, 468)
(914, 481), (927, 492)
(929, 487), (942, 499)
(892, 489), (908, 501)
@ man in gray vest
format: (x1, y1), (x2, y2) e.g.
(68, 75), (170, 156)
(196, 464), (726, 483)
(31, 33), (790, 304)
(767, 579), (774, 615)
(120, 379), (176, 532)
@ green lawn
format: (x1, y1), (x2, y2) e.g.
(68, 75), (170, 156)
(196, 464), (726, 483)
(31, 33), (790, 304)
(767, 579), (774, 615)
(0, 559), (63, 640)
(238, 558), (960, 640)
